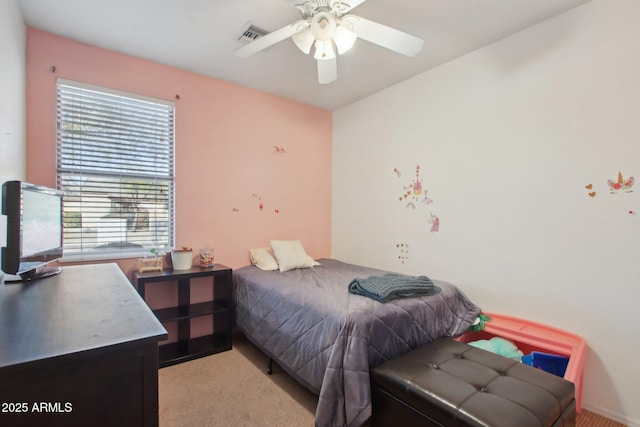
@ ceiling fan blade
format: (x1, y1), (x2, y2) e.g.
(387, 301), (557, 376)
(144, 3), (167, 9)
(317, 58), (337, 84)
(235, 20), (309, 58)
(281, 0), (306, 7)
(347, 15), (423, 57)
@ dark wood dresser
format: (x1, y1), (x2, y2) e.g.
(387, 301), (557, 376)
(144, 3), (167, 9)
(0, 263), (168, 427)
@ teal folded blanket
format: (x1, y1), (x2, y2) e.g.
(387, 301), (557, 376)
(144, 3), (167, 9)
(348, 273), (440, 303)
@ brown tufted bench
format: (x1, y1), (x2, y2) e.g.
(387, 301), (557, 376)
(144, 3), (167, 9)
(371, 338), (576, 427)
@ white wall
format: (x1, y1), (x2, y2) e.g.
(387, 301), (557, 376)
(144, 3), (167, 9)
(333, 0), (639, 425)
(0, 0), (26, 277)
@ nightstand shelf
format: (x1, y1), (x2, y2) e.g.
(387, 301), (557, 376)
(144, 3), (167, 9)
(154, 301), (229, 323)
(134, 265), (233, 368)
(158, 333), (231, 366)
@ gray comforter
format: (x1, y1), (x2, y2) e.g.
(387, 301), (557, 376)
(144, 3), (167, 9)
(232, 259), (480, 427)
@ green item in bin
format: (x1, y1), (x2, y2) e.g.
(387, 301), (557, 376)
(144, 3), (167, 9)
(468, 336), (524, 361)
(469, 313), (491, 332)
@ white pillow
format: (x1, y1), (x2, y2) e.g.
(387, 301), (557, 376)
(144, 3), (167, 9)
(249, 248), (279, 271)
(269, 240), (320, 272)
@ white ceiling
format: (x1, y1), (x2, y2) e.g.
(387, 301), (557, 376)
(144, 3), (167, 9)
(17, 0), (591, 111)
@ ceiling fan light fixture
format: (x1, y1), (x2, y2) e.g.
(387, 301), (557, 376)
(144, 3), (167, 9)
(311, 11), (337, 41)
(292, 27), (315, 54)
(313, 39), (336, 60)
(333, 24), (357, 54)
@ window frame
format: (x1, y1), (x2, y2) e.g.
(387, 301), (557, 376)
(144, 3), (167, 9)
(55, 78), (176, 262)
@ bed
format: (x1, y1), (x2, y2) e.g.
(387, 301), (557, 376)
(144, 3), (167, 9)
(232, 258), (480, 427)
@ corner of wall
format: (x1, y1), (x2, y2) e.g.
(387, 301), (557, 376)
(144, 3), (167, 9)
(0, 0), (27, 273)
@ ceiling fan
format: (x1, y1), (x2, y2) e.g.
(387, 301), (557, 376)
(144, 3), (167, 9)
(234, 0), (424, 84)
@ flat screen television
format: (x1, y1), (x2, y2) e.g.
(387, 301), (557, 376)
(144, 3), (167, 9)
(2, 180), (64, 283)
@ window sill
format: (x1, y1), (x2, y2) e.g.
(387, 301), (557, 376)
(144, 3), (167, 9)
(61, 250), (168, 264)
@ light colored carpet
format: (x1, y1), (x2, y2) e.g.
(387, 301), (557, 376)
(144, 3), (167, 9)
(159, 333), (626, 427)
(159, 333), (316, 427)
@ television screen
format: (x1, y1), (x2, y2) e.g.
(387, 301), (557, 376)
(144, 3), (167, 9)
(2, 181), (64, 282)
(22, 189), (63, 258)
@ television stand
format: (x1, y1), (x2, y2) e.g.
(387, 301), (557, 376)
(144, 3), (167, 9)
(2, 266), (62, 284)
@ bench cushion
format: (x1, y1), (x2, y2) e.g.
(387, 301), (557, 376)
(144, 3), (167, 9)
(371, 338), (576, 427)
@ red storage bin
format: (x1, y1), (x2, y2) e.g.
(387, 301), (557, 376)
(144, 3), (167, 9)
(457, 312), (586, 413)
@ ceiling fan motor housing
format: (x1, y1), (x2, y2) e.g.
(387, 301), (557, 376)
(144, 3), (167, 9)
(296, 0), (351, 19)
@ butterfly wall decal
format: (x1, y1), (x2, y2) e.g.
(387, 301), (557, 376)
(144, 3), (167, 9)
(608, 172), (634, 194)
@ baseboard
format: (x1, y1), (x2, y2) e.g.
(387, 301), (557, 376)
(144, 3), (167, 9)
(582, 402), (640, 427)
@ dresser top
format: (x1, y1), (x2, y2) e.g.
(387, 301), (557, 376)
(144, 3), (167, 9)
(0, 263), (167, 369)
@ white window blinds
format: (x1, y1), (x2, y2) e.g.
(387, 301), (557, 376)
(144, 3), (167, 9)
(56, 79), (175, 259)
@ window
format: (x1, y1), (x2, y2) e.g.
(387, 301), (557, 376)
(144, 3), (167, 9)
(56, 79), (175, 260)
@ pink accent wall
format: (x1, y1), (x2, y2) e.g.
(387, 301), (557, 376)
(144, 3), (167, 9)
(25, 28), (332, 279)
